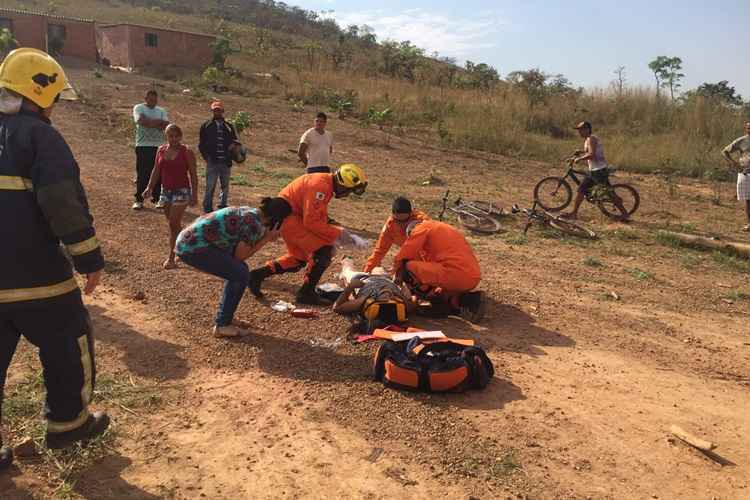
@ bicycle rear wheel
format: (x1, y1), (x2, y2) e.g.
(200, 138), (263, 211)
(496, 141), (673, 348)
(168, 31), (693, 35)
(597, 184), (640, 218)
(533, 177), (573, 212)
(458, 212), (503, 234)
(548, 218), (597, 239)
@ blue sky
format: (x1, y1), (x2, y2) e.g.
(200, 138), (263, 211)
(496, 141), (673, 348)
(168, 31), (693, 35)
(291, 0), (749, 97)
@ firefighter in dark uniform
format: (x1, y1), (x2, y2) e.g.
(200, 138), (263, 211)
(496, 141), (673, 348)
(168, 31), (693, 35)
(0, 48), (109, 470)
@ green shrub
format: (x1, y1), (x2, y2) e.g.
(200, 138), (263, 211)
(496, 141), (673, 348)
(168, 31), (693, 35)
(583, 257), (604, 267)
(230, 111), (251, 134)
(627, 267), (653, 280)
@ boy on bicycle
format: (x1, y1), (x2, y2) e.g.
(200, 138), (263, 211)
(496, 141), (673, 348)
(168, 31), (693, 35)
(565, 121), (629, 221)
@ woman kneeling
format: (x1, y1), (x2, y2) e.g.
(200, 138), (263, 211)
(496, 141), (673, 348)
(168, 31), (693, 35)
(176, 198), (291, 338)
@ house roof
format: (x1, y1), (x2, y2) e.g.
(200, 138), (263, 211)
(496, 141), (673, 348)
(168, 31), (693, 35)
(98, 23), (216, 39)
(0, 7), (93, 23)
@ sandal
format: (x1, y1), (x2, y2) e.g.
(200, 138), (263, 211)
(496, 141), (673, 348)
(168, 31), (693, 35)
(231, 319), (253, 329)
(163, 259), (178, 270)
(212, 325), (251, 338)
(742, 225), (750, 232)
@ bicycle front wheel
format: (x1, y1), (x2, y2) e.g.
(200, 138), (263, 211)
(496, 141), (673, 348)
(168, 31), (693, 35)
(458, 212), (503, 234)
(597, 184), (640, 218)
(534, 177), (573, 212)
(548, 218), (597, 239)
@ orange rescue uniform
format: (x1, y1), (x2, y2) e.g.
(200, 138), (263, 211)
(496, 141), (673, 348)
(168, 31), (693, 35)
(363, 210), (429, 273)
(393, 220), (481, 295)
(269, 173), (342, 272)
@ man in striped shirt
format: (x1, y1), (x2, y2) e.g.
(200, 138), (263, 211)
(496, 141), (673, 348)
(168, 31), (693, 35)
(199, 100), (238, 213)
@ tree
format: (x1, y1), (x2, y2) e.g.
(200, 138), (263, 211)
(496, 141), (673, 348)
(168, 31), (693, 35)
(648, 56), (685, 101)
(358, 25), (377, 46)
(380, 40), (424, 81)
(0, 28), (17, 59)
(612, 65), (626, 96)
(211, 34), (239, 69)
(689, 80), (743, 106)
(506, 68), (549, 105)
(461, 61), (500, 90)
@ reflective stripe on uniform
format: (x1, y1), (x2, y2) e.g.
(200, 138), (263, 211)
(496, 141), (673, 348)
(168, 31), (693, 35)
(46, 334), (94, 434)
(67, 236), (100, 256)
(0, 175), (33, 191)
(78, 334), (93, 410)
(0, 277), (78, 303)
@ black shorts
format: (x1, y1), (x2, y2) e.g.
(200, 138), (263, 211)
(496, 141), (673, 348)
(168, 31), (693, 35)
(579, 169), (610, 194)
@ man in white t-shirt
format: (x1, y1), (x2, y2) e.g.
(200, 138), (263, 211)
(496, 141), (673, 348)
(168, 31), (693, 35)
(132, 90), (169, 210)
(723, 121), (750, 231)
(298, 112), (333, 174)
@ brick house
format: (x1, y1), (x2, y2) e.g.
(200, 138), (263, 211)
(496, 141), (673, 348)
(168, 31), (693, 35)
(0, 8), (97, 61)
(98, 24), (215, 69)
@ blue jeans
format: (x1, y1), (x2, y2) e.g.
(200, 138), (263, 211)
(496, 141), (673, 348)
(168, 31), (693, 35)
(203, 161), (231, 213)
(178, 247), (249, 326)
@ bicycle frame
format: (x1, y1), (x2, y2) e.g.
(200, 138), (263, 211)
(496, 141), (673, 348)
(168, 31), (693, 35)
(440, 190), (497, 221)
(561, 161), (615, 202)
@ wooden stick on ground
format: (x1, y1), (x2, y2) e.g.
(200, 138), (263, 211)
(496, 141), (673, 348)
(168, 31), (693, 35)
(669, 425), (717, 452)
(661, 231), (750, 259)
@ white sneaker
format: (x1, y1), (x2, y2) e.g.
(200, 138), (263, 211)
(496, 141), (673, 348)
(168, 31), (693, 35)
(132, 201), (144, 210)
(154, 199), (166, 209)
(212, 325), (250, 338)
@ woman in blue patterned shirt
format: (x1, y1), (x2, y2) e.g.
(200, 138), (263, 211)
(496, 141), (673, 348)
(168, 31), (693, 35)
(176, 197), (292, 337)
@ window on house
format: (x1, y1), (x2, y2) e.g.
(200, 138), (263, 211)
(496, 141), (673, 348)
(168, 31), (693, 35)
(0, 18), (13, 34)
(47, 24), (67, 56)
(145, 33), (158, 47)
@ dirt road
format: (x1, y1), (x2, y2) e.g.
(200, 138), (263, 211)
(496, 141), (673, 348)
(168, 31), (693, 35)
(2, 66), (750, 499)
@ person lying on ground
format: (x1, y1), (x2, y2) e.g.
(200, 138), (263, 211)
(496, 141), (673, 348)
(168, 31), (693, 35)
(363, 196), (429, 273)
(722, 121), (750, 232)
(247, 164), (369, 306)
(333, 258), (416, 332)
(175, 198), (291, 338)
(143, 124), (198, 269)
(393, 220), (485, 323)
(564, 121), (629, 221)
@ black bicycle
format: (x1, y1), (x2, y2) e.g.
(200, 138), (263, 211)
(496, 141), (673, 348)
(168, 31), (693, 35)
(439, 190), (504, 234)
(511, 201), (597, 239)
(533, 156), (640, 218)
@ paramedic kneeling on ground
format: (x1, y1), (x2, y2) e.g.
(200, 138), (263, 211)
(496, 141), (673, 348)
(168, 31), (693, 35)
(248, 164), (368, 305)
(1, 49), (109, 470)
(393, 220), (484, 322)
(363, 196), (429, 273)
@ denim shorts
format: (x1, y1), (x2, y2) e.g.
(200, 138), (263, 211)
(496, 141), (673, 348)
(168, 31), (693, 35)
(160, 188), (192, 205)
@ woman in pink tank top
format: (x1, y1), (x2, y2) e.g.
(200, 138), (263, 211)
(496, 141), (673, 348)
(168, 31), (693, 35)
(143, 124), (199, 268)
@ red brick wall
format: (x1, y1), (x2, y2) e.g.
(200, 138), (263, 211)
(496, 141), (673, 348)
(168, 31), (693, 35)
(127, 26), (214, 69)
(0, 11), (96, 61)
(0, 13), (46, 50)
(53, 19), (97, 60)
(98, 25), (131, 67)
